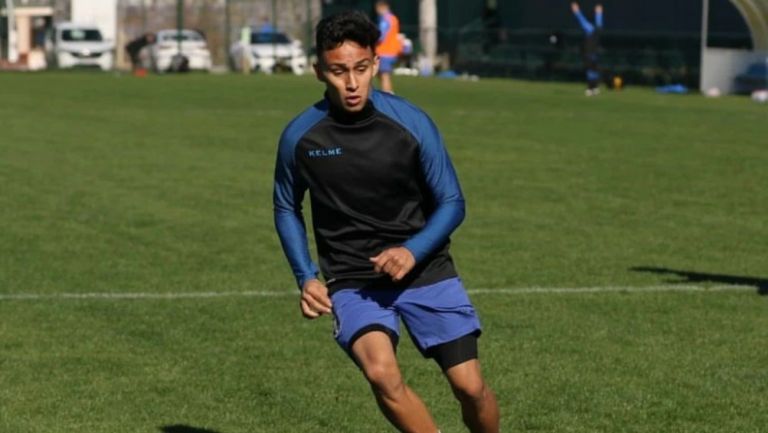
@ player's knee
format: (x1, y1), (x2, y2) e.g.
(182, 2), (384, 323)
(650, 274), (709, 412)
(451, 377), (488, 404)
(362, 360), (403, 395)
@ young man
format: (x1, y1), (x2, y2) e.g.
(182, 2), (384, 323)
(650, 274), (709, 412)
(374, 1), (402, 93)
(571, 2), (604, 96)
(273, 10), (499, 433)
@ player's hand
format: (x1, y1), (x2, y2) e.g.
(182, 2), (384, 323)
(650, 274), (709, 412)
(595, 4), (603, 13)
(571, 2), (580, 13)
(370, 247), (416, 282)
(300, 279), (332, 319)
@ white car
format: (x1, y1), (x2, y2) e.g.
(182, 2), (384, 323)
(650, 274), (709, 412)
(150, 29), (212, 72)
(47, 23), (114, 71)
(230, 30), (307, 75)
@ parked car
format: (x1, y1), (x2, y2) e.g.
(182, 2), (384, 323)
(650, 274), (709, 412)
(47, 22), (114, 71)
(150, 29), (212, 72)
(230, 29), (307, 75)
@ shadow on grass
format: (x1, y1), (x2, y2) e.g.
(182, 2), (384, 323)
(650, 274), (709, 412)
(160, 425), (222, 433)
(630, 266), (768, 296)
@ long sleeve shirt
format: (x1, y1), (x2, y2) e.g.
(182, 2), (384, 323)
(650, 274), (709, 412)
(274, 90), (464, 292)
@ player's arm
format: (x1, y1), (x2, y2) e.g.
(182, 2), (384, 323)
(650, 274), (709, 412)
(571, 2), (595, 34)
(595, 4), (604, 29)
(378, 16), (390, 43)
(371, 114), (465, 281)
(273, 133), (331, 318)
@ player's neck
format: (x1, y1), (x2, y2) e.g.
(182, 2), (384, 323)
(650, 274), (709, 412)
(327, 96), (375, 125)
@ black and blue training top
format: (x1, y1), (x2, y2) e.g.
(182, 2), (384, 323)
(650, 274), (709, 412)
(273, 90), (465, 293)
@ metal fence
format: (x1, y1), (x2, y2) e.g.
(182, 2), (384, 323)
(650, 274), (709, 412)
(116, 0), (319, 68)
(444, 26), (751, 87)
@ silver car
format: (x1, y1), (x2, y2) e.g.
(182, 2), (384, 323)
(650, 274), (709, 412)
(230, 30), (307, 75)
(47, 23), (114, 71)
(150, 29), (212, 72)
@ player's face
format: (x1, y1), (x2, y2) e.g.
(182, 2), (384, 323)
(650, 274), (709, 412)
(315, 41), (379, 113)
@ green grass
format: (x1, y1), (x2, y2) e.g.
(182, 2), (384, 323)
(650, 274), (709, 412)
(1, 72), (766, 433)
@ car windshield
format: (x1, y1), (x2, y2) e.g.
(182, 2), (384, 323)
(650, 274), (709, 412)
(160, 32), (203, 42)
(251, 32), (291, 44)
(62, 29), (103, 42)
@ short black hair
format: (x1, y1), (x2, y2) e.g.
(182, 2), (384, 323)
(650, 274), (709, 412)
(315, 10), (380, 55)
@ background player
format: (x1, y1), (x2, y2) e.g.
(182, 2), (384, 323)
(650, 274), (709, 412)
(125, 32), (155, 72)
(571, 2), (604, 95)
(374, 0), (402, 93)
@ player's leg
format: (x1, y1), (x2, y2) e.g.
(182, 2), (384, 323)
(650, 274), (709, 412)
(332, 288), (438, 433)
(585, 52), (600, 95)
(351, 331), (439, 433)
(443, 356), (499, 433)
(379, 72), (394, 93)
(128, 51), (138, 71)
(397, 277), (499, 433)
(378, 56), (397, 93)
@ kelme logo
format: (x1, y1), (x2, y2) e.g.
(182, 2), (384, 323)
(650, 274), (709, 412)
(307, 147), (343, 158)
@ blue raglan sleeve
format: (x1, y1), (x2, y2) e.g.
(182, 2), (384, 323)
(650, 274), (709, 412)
(378, 16), (390, 43)
(573, 10), (595, 34)
(273, 129), (319, 289)
(402, 114), (466, 263)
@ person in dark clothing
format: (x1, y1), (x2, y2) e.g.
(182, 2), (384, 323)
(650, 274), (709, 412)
(273, 10), (499, 433)
(571, 2), (604, 95)
(125, 33), (155, 70)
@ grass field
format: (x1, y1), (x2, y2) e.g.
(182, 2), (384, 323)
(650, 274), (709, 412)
(1, 72), (766, 433)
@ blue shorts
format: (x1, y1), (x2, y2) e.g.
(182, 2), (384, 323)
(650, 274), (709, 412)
(331, 277), (482, 357)
(378, 56), (398, 73)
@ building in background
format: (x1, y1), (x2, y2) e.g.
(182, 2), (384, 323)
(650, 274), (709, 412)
(1, 0), (54, 68)
(72, 0), (117, 42)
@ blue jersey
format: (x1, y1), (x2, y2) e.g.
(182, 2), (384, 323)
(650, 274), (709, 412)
(274, 91), (464, 291)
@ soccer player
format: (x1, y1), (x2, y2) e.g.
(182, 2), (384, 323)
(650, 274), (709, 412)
(374, 0), (402, 93)
(571, 2), (604, 96)
(273, 10), (499, 433)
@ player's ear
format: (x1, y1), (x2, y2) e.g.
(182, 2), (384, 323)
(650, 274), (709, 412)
(372, 55), (380, 77)
(313, 60), (326, 83)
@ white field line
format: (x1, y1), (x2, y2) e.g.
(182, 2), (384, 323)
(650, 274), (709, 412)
(0, 284), (754, 301)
